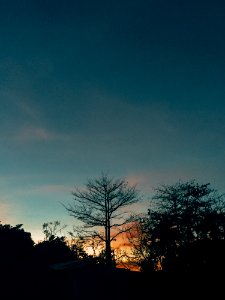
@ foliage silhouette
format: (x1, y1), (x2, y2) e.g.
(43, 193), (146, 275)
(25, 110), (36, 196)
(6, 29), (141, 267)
(42, 220), (67, 241)
(0, 222), (34, 267)
(0, 177), (224, 299)
(129, 180), (225, 272)
(34, 236), (75, 266)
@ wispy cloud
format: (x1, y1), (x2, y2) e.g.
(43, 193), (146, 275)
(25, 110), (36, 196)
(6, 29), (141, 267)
(126, 173), (149, 188)
(0, 198), (19, 225)
(126, 169), (211, 195)
(0, 202), (10, 219)
(16, 184), (70, 196)
(13, 123), (72, 143)
(30, 184), (70, 194)
(15, 126), (54, 142)
(16, 99), (40, 120)
(0, 91), (41, 120)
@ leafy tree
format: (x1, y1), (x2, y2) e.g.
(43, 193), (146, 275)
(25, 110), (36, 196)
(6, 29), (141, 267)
(127, 215), (158, 271)
(64, 173), (140, 268)
(0, 223), (34, 267)
(34, 221), (75, 266)
(129, 180), (225, 272)
(34, 236), (75, 266)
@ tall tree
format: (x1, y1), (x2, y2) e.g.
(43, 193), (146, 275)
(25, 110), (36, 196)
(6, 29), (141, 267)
(129, 180), (225, 271)
(64, 173), (140, 268)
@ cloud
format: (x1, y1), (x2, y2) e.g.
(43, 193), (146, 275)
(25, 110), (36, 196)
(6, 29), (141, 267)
(0, 202), (10, 219)
(0, 198), (19, 225)
(126, 173), (149, 188)
(16, 99), (40, 119)
(126, 169), (206, 194)
(29, 184), (70, 194)
(15, 184), (70, 196)
(15, 125), (56, 142)
(13, 122), (74, 144)
(0, 90), (41, 120)
(23, 126), (50, 140)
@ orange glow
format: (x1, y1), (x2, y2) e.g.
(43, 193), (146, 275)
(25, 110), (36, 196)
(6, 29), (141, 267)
(116, 262), (140, 272)
(110, 228), (141, 271)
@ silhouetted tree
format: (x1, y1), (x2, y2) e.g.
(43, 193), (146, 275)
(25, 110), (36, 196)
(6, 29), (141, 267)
(34, 221), (75, 266)
(42, 220), (67, 241)
(129, 180), (225, 272)
(127, 215), (158, 271)
(0, 223), (34, 268)
(64, 173), (140, 268)
(67, 231), (89, 260)
(34, 236), (75, 266)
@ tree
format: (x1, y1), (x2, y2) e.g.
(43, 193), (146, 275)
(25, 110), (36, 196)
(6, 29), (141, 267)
(127, 214), (159, 272)
(0, 223), (34, 267)
(34, 236), (75, 266)
(67, 231), (90, 260)
(42, 220), (67, 241)
(129, 180), (225, 272)
(64, 173), (140, 268)
(34, 221), (75, 266)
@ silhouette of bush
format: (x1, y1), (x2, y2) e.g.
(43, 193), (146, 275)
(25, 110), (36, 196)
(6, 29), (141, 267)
(34, 236), (75, 266)
(176, 239), (225, 272)
(0, 223), (34, 267)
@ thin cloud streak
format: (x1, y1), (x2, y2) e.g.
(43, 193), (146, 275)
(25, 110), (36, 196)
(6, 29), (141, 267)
(27, 184), (71, 195)
(15, 99), (41, 120)
(0, 202), (11, 220)
(6, 184), (71, 197)
(15, 126), (54, 142)
(0, 197), (20, 225)
(13, 125), (72, 143)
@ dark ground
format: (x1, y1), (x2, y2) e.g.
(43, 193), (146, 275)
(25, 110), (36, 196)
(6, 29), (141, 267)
(0, 264), (223, 300)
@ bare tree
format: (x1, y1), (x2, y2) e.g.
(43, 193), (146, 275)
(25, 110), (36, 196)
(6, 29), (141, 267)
(63, 173), (140, 268)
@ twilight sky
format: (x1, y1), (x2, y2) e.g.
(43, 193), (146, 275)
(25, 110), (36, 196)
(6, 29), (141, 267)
(1, 0), (225, 242)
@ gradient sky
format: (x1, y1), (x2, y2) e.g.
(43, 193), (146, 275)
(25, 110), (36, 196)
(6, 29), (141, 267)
(1, 0), (225, 242)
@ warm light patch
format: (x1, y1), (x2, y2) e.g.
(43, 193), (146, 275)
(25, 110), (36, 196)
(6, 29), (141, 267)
(111, 228), (140, 271)
(0, 200), (17, 225)
(116, 263), (141, 272)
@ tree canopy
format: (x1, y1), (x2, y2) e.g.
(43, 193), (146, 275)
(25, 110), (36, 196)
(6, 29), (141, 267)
(128, 180), (225, 272)
(0, 223), (34, 268)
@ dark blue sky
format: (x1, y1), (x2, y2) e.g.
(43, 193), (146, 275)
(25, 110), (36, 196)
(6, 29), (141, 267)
(1, 0), (225, 241)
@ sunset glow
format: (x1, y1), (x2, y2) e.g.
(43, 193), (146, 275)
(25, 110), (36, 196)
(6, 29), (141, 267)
(0, 0), (224, 259)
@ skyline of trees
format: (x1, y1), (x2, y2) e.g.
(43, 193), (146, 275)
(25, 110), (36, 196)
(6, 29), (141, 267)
(1, 176), (225, 273)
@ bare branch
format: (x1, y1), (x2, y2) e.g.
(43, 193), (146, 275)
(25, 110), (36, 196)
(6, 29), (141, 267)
(63, 173), (141, 268)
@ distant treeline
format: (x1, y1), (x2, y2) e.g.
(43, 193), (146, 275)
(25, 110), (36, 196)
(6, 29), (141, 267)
(1, 178), (225, 275)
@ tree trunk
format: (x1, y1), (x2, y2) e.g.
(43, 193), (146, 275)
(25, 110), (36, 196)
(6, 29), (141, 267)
(105, 213), (112, 269)
(105, 237), (112, 269)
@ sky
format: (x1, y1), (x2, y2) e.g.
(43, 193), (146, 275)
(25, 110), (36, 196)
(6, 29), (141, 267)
(0, 0), (225, 242)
